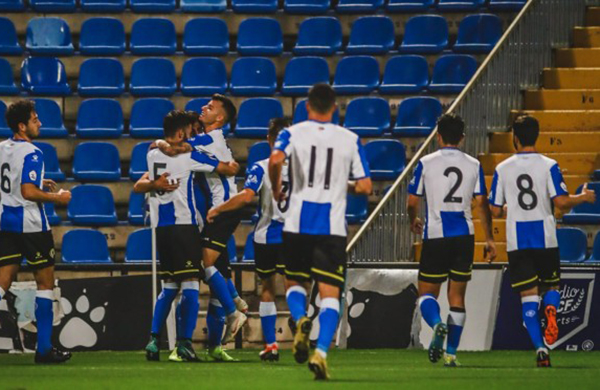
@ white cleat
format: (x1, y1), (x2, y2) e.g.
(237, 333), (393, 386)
(222, 311), (247, 344)
(234, 297), (249, 314)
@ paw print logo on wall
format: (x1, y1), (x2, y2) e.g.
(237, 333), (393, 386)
(345, 290), (369, 338)
(59, 289), (107, 348)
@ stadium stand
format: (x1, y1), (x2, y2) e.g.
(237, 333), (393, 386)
(429, 54), (478, 93)
(437, 0), (484, 12)
(0, 0), (25, 11)
(129, 141), (152, 181)
(235, 98), (283, 138)
(129, 0), (176, 13)
(282, 57), (330, 96)
(230, 57), (277, 96)
(44, 202), (61, 226)
(125, 228), (153, 262)
(62, 229), (112, 263)
(129, 58), (177, 96)
(80, 0), (126, 12)
(78, 58), (125, 97)
(242, 232), (255, 262)
(386, 0), (434, 13)
(344, 97), (391, 137)
(130, 98), (175, 138)
(0, 59), (18, 95)
(489, 0), (526, 11)
(21, 57), (70, 96)
(393, 96), (443, 137)
(336, 0), (384, 13)
(379, 55), (429, 94)
(34, 141), (65, 181)
(346, 16), (395, 55)
(183, 18), (229, 55)
(246, 141), (271, 170)
(32, 98), (68, 138)
(232, 0), (278, 13)
(180, 0), (226, 12)
(364, 140), (406, 180)
(181, 58), (228, 96)
(346, 193), (368, 224)
(454, 14), (503, 54)
(0, 17), (22, 55)
(0, 101), (10, 137)
(68, 185), (118, 226)
(72, 142), (122, 182)
(26, 17), (74, 55)
(128, 191), (147, 225)
(562, 183), (600, 224)
(588, 232), (600, 261)
(79, 18), (126, 55)
(30, 0), (76, 13)
(130, 18), (177, 56)
(557, 227), (588, 263)
(399, 15), (449, 54)
(293, 17), (342, 56)
(76, 98), (124, 138)
(333, 55), (380, 94)
(237, 18), (283, 56)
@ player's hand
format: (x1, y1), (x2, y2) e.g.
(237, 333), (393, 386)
(55, 189), (71, 205)
(43, 179), (57, 192)
(582, 183), (596, 204)
(153, 173), (179, 192)
(156, 140), (178, 157)
(410, 217), (423, 235)
(228, 161), (240, 175)
(484, 240), (497, 263)
(207, 208), (219, 223)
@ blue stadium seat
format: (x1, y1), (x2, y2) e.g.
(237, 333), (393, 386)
(489, 0), (526, 11)
(129, 141), (151, 181)
(0, 0), (25, 11)
(346, 193), (368, 224)
(557, 227), (588, 263)
(230, 57), (277, 96)
(454, 14), (503, 54)
(294, 17), (342, 56)
(227, 236), (237, 263)
(130, 18), (176, 56)
(79, 18), (125, 55)
(32, 98), (68, 138)
(185, 98), (231, 136)
(333, 56), (380, 95)
(73, 142), (121, 182)
(386, 0), (433, 12)
(78, 58), (124, 97)
(130, 0), (175, 13)
(336, 0), (383, 13)
(242, 232), (255, 262)
(68, 185), (118, 226)
(0, 59), (18, 95)
(0, 102), (10, 138)
(0, 18), (22, 55)
(393, 96), (443, 137)
(429, 55), (478, 94)
(284, 0), (329, 13)
(130, 98), (174, 138)
(21, 57), (70, 96)
(233, 0), (277, 13)
(293, 99), (340, 124)
(344, 97), (390, 137)
(181, 58), (227, 96)
(247, 141), (271, 169)
(30, 0), (75, 12)
(437, 0), (484, 11)
(26, 18), (74, 55)
(282, 57), (329, 96)
(130, 58), (177, 97)
(379, 55), (429, 94)
(33, 141), (65, 181)
(347, 16), (395, 55)
(183, 18), (228, 56)
(594, 170), (600, 181)
(76, 98), (123, 139)
(62, 230), (112, 263)
(44, 202), (61, 226)
(365, 140), (406, 180)
(128, 192), (147, 226)
(81, 0), (126, 12)
(181, 0), (226, 12)
(562, 183), (600, 224)
(237, 18), (283, 56)
(125, 229), (153, 262)
(588, 232), (600, 262)
(235, 98), (283, 138)
(399, 15), (449, 54)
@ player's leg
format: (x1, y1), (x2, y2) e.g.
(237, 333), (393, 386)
(537, 248), (561, 346)
(227, 277), (248, 314)
(0, 264), (19, 302)
(0, 231), (23, 302)
(206, 293), (238, 362)
(259, 274), (278, 361)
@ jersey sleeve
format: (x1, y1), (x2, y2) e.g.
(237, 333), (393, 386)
(273, 129), (292, 156)
(189, 151), (218, 173)
(488, 169), (505, 207)
(548, 163), (569, 198)
(186, 134), (213, 148)
(407, 161), (424, 197)
(243, 163), (265, 194)
(351, 138), (371, 180)
(21, 149), (44, 187)
(473, 163), (487, 196)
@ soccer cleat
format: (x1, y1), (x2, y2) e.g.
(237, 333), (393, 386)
(536, 349), (551, 368)
(259, 344), (280, 362)
(308, 352), (330, 380)
(234, 296), (249, 314)
(35, 347), (72, 364)
(443, 353), (461, 367)
(428, 323), (448, 363)
(168, 348), (183, 362)
(293, 317), (312, 364)
(208, 346), (239, 362)
(288, 316), (297, 335)
(169, 340), (200, 362)
(222, 311), (247, 344)
(544, 306), (558, 346)
(145, 336), (160, 361)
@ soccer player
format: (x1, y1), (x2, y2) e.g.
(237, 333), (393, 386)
(0, 100), (72, 363)
(407, 113), (496, 367)
(207, 117), (291, 362)
(489, 115), (595, 367)
(135, 110), (238, 362)
(269, 84), (372, 380)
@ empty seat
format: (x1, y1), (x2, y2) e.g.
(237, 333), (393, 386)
(227, 236), (237, 263)
(0, 0), (25, 11)
(128, 192), (147, 226)
(247, 141), (271, 169)
(346, 193), (368, 224)
(293, 99), (340, 124)
(437, 0), (484, 11)
(294, 17), (342, 56)
(386, 0), (433, 12)
(232, 0), (277, 13)
(80, 0), (126, 12)
(129, 141), (152, 181)
(557, 227), (587, 263)
(242, 232), (255, 262)
(365, 140), (406, 180)
(33, 141), (65, 181)
(130, 58), (177, 97)
(333, 56), (380, 95)
(237, 18), (283, 56)
(26, 18), (74, 55)
(399, 15), (449, 54)
(344, 97), (390, 137)
(454, 14), (503, 54)
(44, 202), (61, 226)
(185, 98), (230, 136)
(21, 57), (71, 96)
(79, 18), (126, 56)
(230, 57), (277, 96)
(181, 58), (227, 96)
(76, 98), (123, 138)
(125, 228), (153, 262)
(235, 98), (283, 138)
(562, 183), (600, 224)
(130, 98), (174, 138)
(380, 55), (429, 94)
(0, 102), (10, 137)
(130, 0), (175, 13)
(336, 0), (383, 13)
(183, 18), (228, 56)
(429, 54), (478, 94)
(32, 98), (68, 138)
(0, 18), (22, 55)
(78, 58), (124, 97)
(73, 142), (121, 182)
(62, 229), (112, 263)
(393, 97), (443, 137)
(130, 18), (176, 56)
(0, 59), (18, 95)
(488, 0), (526, 11)
(181, 0), (226, 12)
(347, 16), (395, 55)
(282, 57), (329, 96)
(284, 0), (329, 13)
(30, 0), (76, 12)
(68, 185), (118, 226)
(588, 232), (600, 261)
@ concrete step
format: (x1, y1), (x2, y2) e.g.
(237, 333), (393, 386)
(543, 68), (600, 89)
(524, 89), (600, 110)
(414, 242), (508, 263)
(555, 48), (600, 67)
(479, 153), (600, 175)
(586, 7), (600, 26)
(489, 132), (600, 153)
(510, 110), (600, 131)
(473, 219), (506, 242)
(573, 27), (600, 48)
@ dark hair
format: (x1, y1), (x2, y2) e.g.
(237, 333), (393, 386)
(186, 110), (200, 123)
(307, 83), (336, 114)
(211, 94), (237, 124)
(163, 110), (191, 138)
(5, 100), (35, 133)
(268, 117), (291, 140)
(512, 115), (539, 147)
(437, 113), (465, 145)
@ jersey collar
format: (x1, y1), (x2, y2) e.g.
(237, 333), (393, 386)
(308, 119), (331, 125)
(10, 137), (27, 143)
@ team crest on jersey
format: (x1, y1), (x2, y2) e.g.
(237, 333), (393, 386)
(247, 174), (258, 185)
(32, 155), (39, 162)
(29, 170), (37, 181)
(561, 182), (568, 192)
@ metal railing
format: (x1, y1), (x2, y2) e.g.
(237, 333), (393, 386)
(347, 0), (597, 263)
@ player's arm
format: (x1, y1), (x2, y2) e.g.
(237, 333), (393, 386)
(488, 169), (505, 218)
(21, 184), (71, 206)
(152, 139), (193, 157)
(348, 178), (372, 195)
(269, 150), (285, 202)
(207, 189), (255, 223)
(475, 195), (497, 262)
(407, 194), (423, 235)
(215, 161), (239, 177)
(20, 150), (71, 205)
(553, 183), (596, 212)
(133, 172), (179, 193)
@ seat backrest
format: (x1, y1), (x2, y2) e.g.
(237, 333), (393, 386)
(457, 14), (503, 45)
(0, 58), (14, 86)
(128, 191), (147, 223)
(73, 142), (120, 172)
(432, 54), (478, 83)
(62, 229), (111, 263)
(0, 17), (18, 46)
(130, 58), (176, 88)
(32, 141), (60, 173)
(130, 18), (176, 54)
(230, 57), (277, 89)
(557, 227), (588, 262)
(183, 18), (228, 54)
(591, 232), (600, 260)
(81, 0), (126, 11)
(125, 228), (153, 262)
(79, 58), (124, 88)
(79, 18), (125, 53)
(242, 232), (255, 261)
(181, 0), (226, 11)
(365, 139), (406, 172)
(227, 236), (237, 262)
(571, 182), (600, 214)
(403, 15), (449, 45)
(383, 55), (429, 86)
(283, 57), (330, 88)
(349, 16), (394, 48)
(237, 98), (283, 128)
(344, 97), (391, 133)
(295, 17), (342, 52)
(293, 99), (340, 124)
(247, 141), (271, 168)
(130, 98), (175, 132)
(32, 98), (64, 129)
(0, 0), (25, 11)
(396, 97), (443, 127)
(77, 98), (123, 131)
(0, 101), (9, 134)
(130, 141), (152, 176)
(68, 185), (116, 216)
(346, 193), (368, 223)
(21, 57), (68, 89)
(181, 58), (227, 89)
(26, 17), (72, 49)
(237, 18), (283, 54)
(333, 56), (380, 87)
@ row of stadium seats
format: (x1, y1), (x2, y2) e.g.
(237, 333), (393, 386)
(0, 0), (526, 13)
(0, 14), (503, 56)
(0, 96), (443, 139)
(557, 227), (600, 263)
(0, 54), (478, 96)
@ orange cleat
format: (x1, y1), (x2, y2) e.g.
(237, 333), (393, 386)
(544, 306), (558, 346)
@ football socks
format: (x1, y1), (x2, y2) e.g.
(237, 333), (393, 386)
(205, 266), (236, 315)
(35, 290), (54, 356)
(419, 294), (442, 329)
(316, 298), (340, 357)
(151, 283), (178, 337)
(259, 301), (278, 346)
(180, 281), (200, 340)
(207, 298), (226, 348)
(446, 307), (466, 356)
(286, 286), (307, 323)
(522, 295), (545, 350)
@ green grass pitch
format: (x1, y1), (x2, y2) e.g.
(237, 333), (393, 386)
(1, 349), (598, 390)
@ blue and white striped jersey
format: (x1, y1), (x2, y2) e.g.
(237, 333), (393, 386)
(408, 148), (486, 240)
(274, 120), (370, 237)
(0, 138), (50, 233)
(489, 152), (568, 252)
